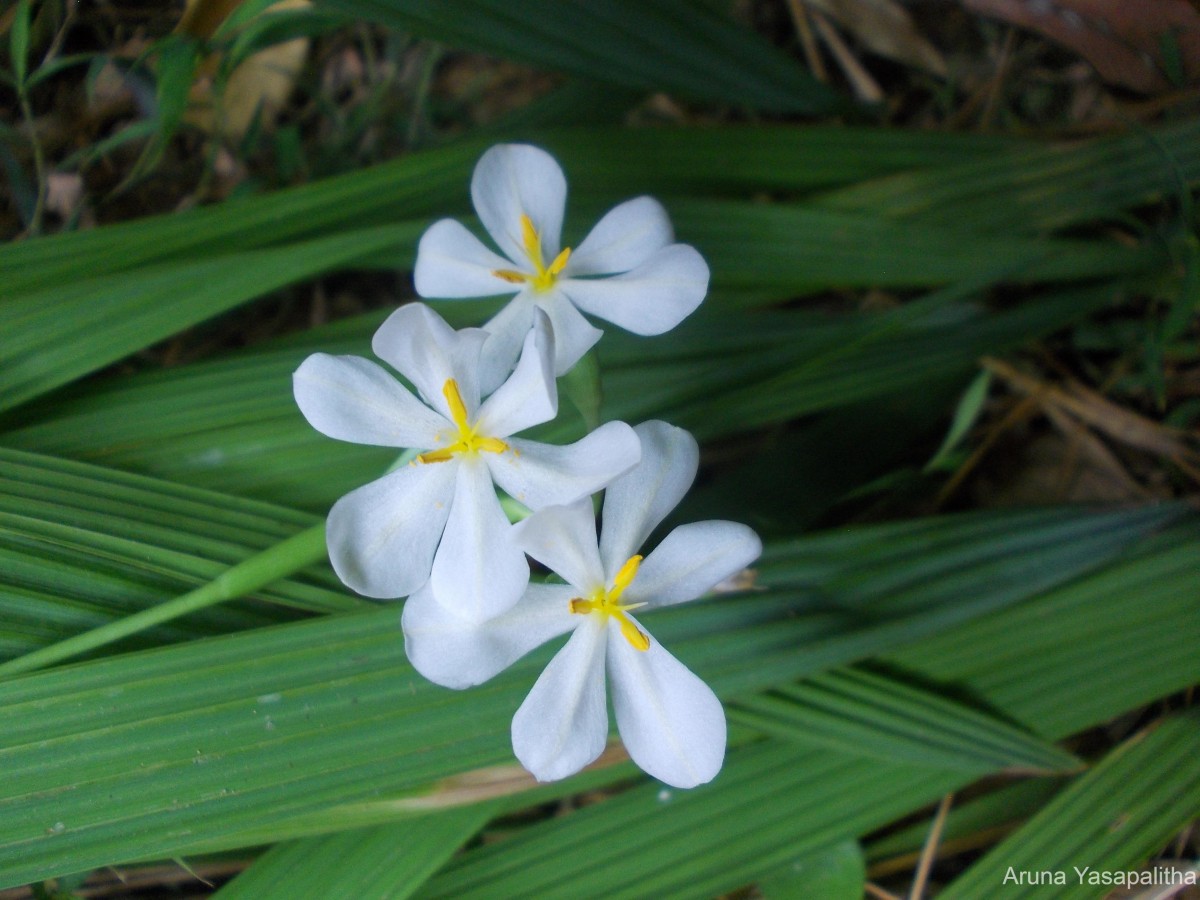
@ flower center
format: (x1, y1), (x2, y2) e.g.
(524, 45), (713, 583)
(492, 213), (571, 293)
(417, 379), (508, 463)
(568, 555), (649, 651)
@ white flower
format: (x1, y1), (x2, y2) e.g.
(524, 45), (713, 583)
(402, 421), (762, 788)
(293, 302), (641, 621)
(414, 143), (711, 391)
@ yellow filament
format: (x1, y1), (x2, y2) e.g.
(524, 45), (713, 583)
(416, 379), (508, 464)
(568, 555), (649, 651)
(491, 213), (571, 293)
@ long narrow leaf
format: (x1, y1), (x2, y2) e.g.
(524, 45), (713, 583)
(316, 0), (837, 113)
(938, 714), (1200, 900)
(0, 506), (1177, 886)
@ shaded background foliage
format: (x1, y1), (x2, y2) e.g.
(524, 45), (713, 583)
(0, 0), (1198, 897)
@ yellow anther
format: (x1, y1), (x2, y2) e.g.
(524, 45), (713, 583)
(416, 447), (456, 464)
(490, 213), (571, 294)
(547, 246), (571, 277)
(416, 379), (508, 464)
(443, 380), (469, 431)
(610, 555), (642, 602)
(619, 616), (651, 652)
(520, 214), (542, 263)
(566, 555), (649, 651)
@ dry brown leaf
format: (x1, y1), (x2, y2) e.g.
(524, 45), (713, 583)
(184, 0), (310, 139)
(964, 0), (1200, 92)
(803, 0), (948, 76)
(983, 357), (1200, 466)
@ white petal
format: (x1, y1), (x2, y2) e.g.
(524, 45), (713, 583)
(414, 218), (526, 299)
(371, 303), (488, 419)
(626, 521), (762, 609)
(475, 308), (556, 438)
(566, 197), (673, 276)
(402, 581), (576, 689)
(510, 499), (604, 592)
(430, 458), (529, 621)
(479, 292), (537, 397)
(512, 618), (608, 782)
(326, 461), (457, 598)
(561, 244), (709, 336)
(608, 629), (726, 788)
(491, 422), (641, 511)
(539, 292), (603, 377)
(471, 144), (567, 265)
(600, 421), (698, 577)
(293, 353), (446, 448)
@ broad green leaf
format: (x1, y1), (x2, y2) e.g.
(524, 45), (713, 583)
(670, 200), (1152, 292)
(0, 224), (418, 413)
(729, 667), (1081, 775)
(865, 779), (1066, 871)
(418, 742), (952, 900)
(817, 117), (1200, 235)
(3, 285), (1124, 509)
(938, 714), (1200, 900)
(316, 0), (839, 114)
(214, 804), (497, 900)
(0, 506), (1177, 887)
(758, 840), (866, 900)
(885, 520), (1200, 740)
(415, 514), (1200, 900)
(0, 126), (1014, 297)
(0, 447), (359, 661)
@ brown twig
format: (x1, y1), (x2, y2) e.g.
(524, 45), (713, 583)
(785, 0), (828, 81)
(909, 793), (954, 900)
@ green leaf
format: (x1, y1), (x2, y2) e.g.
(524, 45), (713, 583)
(816, 117), (1200, 235)
(0, 447), (358, 661)
(9, 0), (31, 89)
(316, 0), (839, 114)
(939, 714), (1200, 900)
(729, 667), (1081, 775)
(0, 125), (1016, 296)
(925, 368), (990, 472)
(0, 224), (418, 413)
(885, 519), (1200, 740)
(865, 779), (1066, 870)
(758, 840), (866, 900)
(0, 505), (1180, 886)
(2, 285), (1125, 510)
(214, 804), (497, 900)
(419, 742), (950, 900)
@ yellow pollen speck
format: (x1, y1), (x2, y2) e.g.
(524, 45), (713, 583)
(490, 213), (571, 294)
(416, 379), (508, 464)
(568, 555), (649, 651)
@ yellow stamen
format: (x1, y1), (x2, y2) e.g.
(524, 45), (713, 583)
(567, 555), (650, 651)
(490, 213), (572, 294)
(610, 554), (642, 601)
(416, 379), (508, 464)
(444, 380), (469, 431)
(520, 213), (542, 263)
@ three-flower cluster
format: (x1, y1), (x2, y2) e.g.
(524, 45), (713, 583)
(294, 144), (761, 788)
